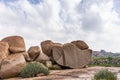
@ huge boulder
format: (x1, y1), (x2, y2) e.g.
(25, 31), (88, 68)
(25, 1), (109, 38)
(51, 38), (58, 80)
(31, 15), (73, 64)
(27, 46), (40, 61)
(52, 43), (92, 68)
(71, 40), (89, 50)
(1, 36), (26, 53)
(0, 42), (9, 65)
(41, 40), (54, 57)
(41, 40), (63, 57)
(0, 54), (26, 79)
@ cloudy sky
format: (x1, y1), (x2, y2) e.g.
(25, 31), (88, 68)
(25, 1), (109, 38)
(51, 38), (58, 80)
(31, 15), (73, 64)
(0, 0), (120, 52)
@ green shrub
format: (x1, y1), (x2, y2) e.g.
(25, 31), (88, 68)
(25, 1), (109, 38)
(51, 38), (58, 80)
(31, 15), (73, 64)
(19, 62), (49, 78)
(93, 69), (117, 80)
(107, 56), (113, 61)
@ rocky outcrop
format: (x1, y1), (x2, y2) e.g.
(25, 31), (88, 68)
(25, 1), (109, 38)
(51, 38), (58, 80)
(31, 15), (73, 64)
(40, 40), (92, 68)
(27, 46), (40, 60)
(0, 36), (27, 79)
(0, 54), (26, 78)
(0, 35), (92, 79)
(92, 50), (120, 57)
(71, 40), (89, 50)
(52, 43), (92, 68)
(1, 36), (26, 53)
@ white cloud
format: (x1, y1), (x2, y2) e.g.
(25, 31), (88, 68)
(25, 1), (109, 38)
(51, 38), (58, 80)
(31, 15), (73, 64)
(0, 0), (120, 52)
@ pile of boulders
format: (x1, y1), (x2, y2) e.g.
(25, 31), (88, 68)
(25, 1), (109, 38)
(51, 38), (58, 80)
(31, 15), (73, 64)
(0, 36), (26, 78)
(0, 35), (92, 79)
(41, 40), (92, 68)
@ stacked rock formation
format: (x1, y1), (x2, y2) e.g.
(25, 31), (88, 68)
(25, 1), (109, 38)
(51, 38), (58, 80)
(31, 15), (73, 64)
(0, 35), (92, 79)
(0, 36), (26, 78)
(41, 40), (92, 68)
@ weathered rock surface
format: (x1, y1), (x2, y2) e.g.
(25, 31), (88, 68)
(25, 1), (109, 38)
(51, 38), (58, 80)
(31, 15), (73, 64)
(54, 43), (63, 47)
(35, 52), (50, 62)
(71, 40), (89, 50)
(46, 61), (52, 68)
(52, 43), (92, 68)
(52, 45), (64, 66)
(41, 40), (54, 57)
(0, 42), (9, 59)
(0, 54), (26, 79)
(27, 46), (40, 60)
(1, 36), (26, 53)
(0, 42), (9, 73)
(22, 52), (31, 62)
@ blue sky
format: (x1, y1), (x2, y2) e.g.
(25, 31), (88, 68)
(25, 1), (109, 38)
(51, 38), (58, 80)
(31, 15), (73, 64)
(0, 0), (120, 52)
(28, 0), (43, 4)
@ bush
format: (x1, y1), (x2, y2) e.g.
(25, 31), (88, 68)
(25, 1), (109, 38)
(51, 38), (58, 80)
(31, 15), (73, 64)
(19, 62), (49, 78)
(93, 69), (117, 80)
(107, 56), (113, 61)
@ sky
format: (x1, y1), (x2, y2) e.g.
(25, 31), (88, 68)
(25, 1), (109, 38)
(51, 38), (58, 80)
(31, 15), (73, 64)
(0, 0), (120, 52)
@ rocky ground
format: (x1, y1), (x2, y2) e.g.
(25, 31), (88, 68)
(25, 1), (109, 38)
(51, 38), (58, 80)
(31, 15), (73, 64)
(6, 66), (120, 80)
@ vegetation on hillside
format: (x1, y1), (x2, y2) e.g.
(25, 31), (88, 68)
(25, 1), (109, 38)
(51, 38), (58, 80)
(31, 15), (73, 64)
(89, 56), (120, 67)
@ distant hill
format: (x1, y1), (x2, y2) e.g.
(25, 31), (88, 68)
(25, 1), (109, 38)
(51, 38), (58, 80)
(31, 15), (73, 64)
(92, 49), (120, 57)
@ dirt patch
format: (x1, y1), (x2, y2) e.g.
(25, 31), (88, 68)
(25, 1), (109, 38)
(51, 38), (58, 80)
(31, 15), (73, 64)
(5, 66), (120, 80)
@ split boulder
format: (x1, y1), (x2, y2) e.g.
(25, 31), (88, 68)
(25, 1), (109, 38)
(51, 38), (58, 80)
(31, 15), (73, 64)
(52, 43), (92, 68)
(52, 45), (64, 66)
